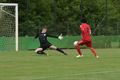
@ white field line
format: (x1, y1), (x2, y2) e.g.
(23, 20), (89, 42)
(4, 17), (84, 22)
(13, 70), (120, 80)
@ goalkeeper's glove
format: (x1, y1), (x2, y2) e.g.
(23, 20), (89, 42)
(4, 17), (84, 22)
(58, 34), (63, 40)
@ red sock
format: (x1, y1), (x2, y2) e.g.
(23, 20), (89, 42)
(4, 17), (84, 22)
(90, 47), (97, 57)
(75, 45), (82, 56)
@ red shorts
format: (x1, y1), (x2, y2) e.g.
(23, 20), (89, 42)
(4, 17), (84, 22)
(78, 40), (92, 47)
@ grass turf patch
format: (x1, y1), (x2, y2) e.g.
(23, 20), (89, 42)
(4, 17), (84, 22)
(0, 49), (120, 80)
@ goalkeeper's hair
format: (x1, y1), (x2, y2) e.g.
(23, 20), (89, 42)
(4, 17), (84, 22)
(42, 26), (47, 29)
(37, 25), (48, 33)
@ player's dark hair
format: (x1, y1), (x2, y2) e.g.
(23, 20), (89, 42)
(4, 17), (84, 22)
(39, 26), (47, 32)
(81, 18), (87, 23)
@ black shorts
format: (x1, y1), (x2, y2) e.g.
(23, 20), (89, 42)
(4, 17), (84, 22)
(40, 42), (52, 51)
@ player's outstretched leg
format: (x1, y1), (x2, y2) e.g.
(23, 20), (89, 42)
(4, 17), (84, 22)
(35, 48), (47, 55)
(56, 48), (67, 55)
(49, 45), (67, 55)
(74, 42), (83, 58)
(89, 47), (99, 58)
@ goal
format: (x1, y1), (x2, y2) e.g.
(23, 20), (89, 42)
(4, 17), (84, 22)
(0, 3), (18, 51)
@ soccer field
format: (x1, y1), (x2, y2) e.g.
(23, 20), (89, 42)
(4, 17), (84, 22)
(0, 49), (120, 80)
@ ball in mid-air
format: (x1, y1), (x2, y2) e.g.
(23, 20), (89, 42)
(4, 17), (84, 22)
(73, 41), (78, 46)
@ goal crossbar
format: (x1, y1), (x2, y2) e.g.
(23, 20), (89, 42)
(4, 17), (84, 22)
(0, 3), (18, 6)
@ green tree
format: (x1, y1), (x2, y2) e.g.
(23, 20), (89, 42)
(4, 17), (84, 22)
(0, 0), (119, 36)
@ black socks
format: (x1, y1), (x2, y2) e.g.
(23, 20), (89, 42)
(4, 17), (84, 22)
(36, 48), (67, 56)
(56, 48), (67, 55)
(37, 51), (47, 55)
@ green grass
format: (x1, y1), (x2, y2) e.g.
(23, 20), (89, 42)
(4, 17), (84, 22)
(0, 49), (120, 80)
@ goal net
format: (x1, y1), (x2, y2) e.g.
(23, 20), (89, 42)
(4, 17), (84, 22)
(0, 3), (18, 51)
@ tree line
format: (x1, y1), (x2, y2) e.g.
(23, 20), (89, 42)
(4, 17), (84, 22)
(0, 0), (120, 36)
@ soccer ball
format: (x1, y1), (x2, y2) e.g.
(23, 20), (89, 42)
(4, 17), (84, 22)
(73, 41), (78, 46)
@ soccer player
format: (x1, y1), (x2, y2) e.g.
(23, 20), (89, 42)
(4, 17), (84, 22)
(74, 18), (99, 58)
(34, 27), (67, 55)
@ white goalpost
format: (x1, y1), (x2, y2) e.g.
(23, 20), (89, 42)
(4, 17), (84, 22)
(0, 3), (18, 51)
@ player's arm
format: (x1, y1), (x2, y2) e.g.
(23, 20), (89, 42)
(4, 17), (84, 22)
(90, 29), (91, 35)
(47, 34), (63, 40)
(80, 25), (83, 38)
(47, 34), (58, 38)
(34, 33), (39, 39)
(88, 26), (91, 35)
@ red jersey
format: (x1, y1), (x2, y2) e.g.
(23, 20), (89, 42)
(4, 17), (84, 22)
(80, 23), (91, 41)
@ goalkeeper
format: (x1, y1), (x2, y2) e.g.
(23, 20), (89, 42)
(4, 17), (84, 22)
(34, 27), (67, 55)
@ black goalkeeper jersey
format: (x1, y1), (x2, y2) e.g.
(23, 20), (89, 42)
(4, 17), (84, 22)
(35, 32), (57, 45)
